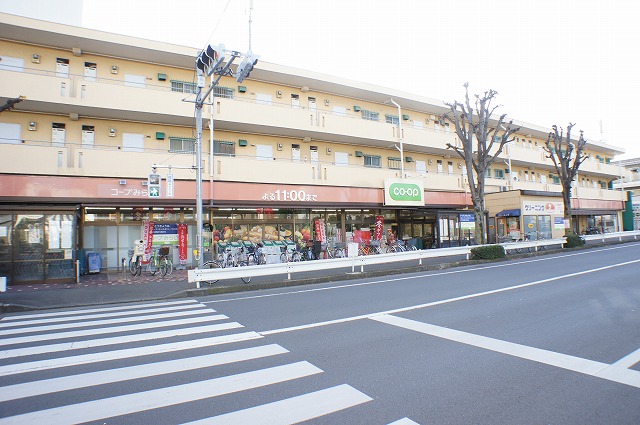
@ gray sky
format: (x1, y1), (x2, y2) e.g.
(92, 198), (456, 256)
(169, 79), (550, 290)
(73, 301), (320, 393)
(5, 0), (639, 158)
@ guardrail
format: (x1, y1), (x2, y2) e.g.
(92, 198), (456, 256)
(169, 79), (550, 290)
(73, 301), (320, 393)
(188, 237), (568, 286)
(582, 230), (640, 243)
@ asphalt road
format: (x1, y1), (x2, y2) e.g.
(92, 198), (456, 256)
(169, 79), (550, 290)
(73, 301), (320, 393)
(1, 243), (639, 424)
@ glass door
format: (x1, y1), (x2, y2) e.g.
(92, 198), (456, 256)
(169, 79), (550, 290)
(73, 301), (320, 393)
(12, 213), (76, 284)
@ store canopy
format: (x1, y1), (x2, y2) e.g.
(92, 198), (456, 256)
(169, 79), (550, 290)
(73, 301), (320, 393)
(496, 209), (521, 217)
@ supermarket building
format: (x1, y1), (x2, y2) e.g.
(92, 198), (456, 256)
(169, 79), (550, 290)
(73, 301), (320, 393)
(0, 13), (627, 285)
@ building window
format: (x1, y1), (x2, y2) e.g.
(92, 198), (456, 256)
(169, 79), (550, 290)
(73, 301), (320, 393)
(494, 169), (505, 179)
(171, 80), (197, 94)
(385, 114), (399, 125)
(169, 137), (195, 153)
(213, 140), (236, 156)
(388, 157), (401, 169)
(213, 86), (234, 99)
(364, 154), (381, 168)
(437, 160), (443, 174)
(361, 110), (379, 121)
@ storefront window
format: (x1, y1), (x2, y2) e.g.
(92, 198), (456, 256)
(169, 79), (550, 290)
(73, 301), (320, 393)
(84, 208), (117, 222)
(120, 207), (150, 222)
(151, 208), (181, 222)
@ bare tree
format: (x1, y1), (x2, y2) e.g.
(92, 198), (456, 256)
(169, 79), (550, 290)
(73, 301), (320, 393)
(442, 83), (520, 245)
(543, 123), (587, 233)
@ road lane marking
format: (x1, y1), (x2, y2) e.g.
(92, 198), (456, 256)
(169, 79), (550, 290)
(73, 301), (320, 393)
(183, 384), (372, 425)
(0, 303), (211, 329)
(205, 244), (640, 304)
(0, 314), (228, 345)
(370, 314), (640, 389)
(0, 299), (200, 322)
(0, 331), (262, 377)
(0, 322), (243, 360)
(388, 419), (421, 425)
(259, 258), (640, 336)
(0, 309), (218, 336)
(610, 347), (640, 369)
(0, 361), (323, 425)
(0, 344), (289, 402)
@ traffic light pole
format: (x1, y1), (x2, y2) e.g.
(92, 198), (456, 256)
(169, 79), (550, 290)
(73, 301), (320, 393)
(193, 46), (258, 287)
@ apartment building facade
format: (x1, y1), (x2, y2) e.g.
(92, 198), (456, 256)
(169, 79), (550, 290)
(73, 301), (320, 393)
(0, 13), (627, 285)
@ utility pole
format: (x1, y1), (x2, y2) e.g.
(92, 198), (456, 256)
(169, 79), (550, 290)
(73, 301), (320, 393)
(192, 45), (259, 283)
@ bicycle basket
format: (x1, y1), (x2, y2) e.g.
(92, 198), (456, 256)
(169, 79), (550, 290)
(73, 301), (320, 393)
(158, 246), (170, 256)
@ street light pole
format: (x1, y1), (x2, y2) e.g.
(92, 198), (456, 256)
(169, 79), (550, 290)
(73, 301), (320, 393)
(195, 67), (205, 271)
(386, 98), (404, 178)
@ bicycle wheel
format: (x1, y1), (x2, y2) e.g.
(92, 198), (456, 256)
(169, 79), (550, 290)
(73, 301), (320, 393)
(159, 262), (167, 277)
(238, 261), (252, 284)
(147, 258), (158, 276)
(165, 258), (173, 276)
(129, 258), (137, 276)
(135, 259), (142, 277)
(202, 260), (220, 284)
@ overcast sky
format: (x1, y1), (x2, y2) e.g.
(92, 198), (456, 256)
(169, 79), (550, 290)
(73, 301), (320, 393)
(4, 0), (639, 159)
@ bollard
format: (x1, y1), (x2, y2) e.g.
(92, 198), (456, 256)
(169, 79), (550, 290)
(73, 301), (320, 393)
(76, 260), (80, 284)
(122, 257), (126, 279)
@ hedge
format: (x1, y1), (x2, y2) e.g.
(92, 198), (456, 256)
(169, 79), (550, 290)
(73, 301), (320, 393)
(564, 233), (585, 248)
(470, 245), (506, 260)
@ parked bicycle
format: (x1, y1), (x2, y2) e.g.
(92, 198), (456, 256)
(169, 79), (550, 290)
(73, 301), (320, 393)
(158, 245), (173, 277)
(202, 243), (252, 284)
(327, 242), (346, 259)
(280, 244), (301, 263)
(128, 239), (145, 277)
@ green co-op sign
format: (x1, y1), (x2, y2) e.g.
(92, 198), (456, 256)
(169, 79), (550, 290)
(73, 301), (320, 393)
(384, 179), (425, 206)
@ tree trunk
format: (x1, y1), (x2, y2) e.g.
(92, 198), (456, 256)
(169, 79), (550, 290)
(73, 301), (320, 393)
(563, 183), (572, 235)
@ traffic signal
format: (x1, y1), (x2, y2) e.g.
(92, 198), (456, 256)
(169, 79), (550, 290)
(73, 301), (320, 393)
(196, 44), (226, 75)
(148, 173), (161, 198)
(236, 53), (259, 83)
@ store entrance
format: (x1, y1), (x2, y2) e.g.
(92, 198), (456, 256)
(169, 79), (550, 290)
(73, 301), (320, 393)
(10, 213), (76, 285)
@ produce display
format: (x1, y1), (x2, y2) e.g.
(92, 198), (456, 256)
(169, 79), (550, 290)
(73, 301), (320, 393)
(210, 223), (307, 245)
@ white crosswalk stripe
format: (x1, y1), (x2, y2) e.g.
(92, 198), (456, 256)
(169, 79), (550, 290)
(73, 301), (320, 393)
(0, 300), (374, 424)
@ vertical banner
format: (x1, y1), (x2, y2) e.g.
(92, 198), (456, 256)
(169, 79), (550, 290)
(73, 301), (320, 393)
(166, 173), (174, 198)
(374, 215), (384, 240)
(142, 220), (155, 264)
(314, 219), (326, 242)
(178, 223), (188, 265)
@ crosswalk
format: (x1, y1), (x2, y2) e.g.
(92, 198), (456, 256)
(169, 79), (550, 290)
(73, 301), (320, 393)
(0, 299), (378, 424)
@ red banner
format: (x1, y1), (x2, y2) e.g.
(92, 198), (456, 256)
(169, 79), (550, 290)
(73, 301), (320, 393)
(314, 219), (326, 242)
(178, 223), (188, 265)
(374, 215), (384, 240)
(142, 220), (155, 264)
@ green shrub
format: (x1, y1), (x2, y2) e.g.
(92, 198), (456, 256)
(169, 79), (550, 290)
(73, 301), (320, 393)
(471, 245), (506, 260)
(564, 233), (585, 249)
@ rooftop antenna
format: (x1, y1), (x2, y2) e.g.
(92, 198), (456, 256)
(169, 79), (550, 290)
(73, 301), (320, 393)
(248, 0), (253, 51)
(599, 119), (605, 142)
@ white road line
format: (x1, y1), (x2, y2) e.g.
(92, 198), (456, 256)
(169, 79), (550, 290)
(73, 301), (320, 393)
(0, 309), (216, 336)
(0, 361), (323, 425)
(388, 419), (421, 425)
(0, 314), (228, 345)
(610, 347), (640, 369)
(0, 303), (211, 329)
(0, 331), (262, 377)
(205, 244), (639, 304)
(371, 314), (640, 389)
(259, 258), (640, 336)
(0, 299), (199, 322)
(0, 322), (244, 360)
(0, 344), (289, 402)
(183, 384), (373, 425)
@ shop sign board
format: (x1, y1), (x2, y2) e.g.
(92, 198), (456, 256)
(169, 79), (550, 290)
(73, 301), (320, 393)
(554, 217), (566, 230)
(384, 179), (425, 206)
(165, 173), (174, 198)
(522, 201), (564, 215)
(460, 213), (475, 229)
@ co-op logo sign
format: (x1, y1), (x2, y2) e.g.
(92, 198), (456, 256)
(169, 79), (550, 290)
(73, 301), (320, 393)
(385, 179), (424, 206)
